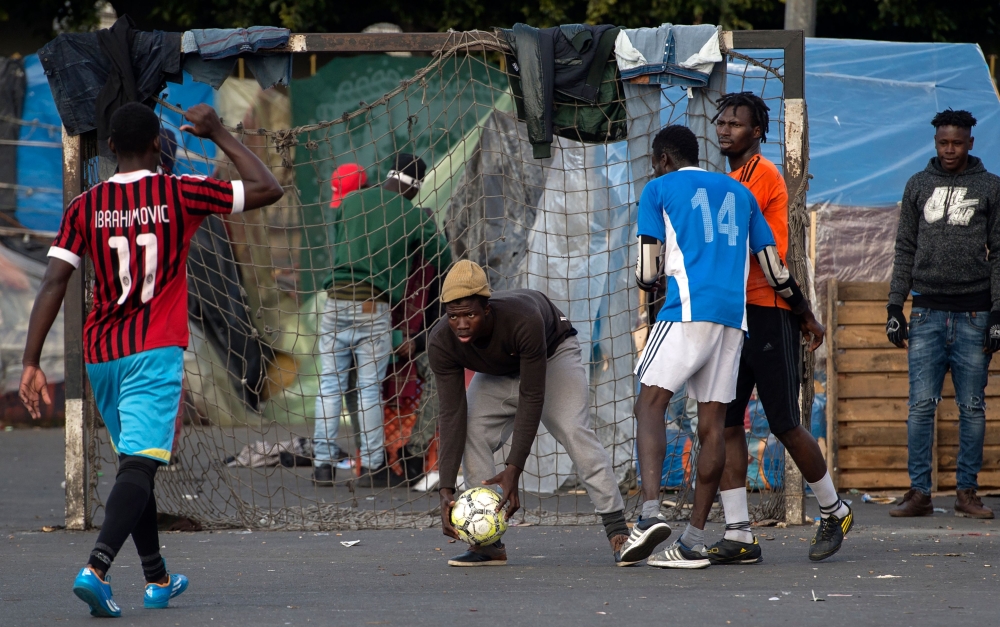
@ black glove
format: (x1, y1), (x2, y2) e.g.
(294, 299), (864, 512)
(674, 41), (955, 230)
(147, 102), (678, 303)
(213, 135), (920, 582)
(886, 304), (908, 348)
(984, 310), (1000, 354)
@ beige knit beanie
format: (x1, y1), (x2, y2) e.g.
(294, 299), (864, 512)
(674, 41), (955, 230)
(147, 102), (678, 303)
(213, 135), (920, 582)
(441, 260), (491, 303)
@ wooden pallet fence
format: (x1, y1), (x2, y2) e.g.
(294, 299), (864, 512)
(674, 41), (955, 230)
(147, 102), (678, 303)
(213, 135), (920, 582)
(826, 280), (1000, 490)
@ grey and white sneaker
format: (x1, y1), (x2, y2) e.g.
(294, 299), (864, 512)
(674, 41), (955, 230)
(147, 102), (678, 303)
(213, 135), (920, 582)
(647, 541), (711, 569)
(617, 514), (672, 566)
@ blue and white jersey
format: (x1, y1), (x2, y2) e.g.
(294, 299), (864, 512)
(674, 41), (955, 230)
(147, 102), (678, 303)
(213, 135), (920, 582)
(637, 167), (776, 330)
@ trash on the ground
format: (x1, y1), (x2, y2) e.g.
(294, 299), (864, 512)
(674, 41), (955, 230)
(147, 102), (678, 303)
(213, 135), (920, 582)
(811, 590), (824, 602)
(848, 488), (861, 495)
(365, 496), (375, 501)
(776, 522), (788, 528)
(183, 494), (198, 500)
(752, 518), (780, 527)
(313, 533), (329, 536)
(60, 481), (66, 489)
(769, 597), (780, 601)
(41, 525), (63, 532)
(875, 574), (901, 578)
(828, 594), (853, 597)
(933, 507), (948, 513)
(861, 493), (897, 504)
(340, 540), (360, 547)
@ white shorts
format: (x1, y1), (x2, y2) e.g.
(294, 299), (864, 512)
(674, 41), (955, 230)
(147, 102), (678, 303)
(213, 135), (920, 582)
(634, 321), (744, 403)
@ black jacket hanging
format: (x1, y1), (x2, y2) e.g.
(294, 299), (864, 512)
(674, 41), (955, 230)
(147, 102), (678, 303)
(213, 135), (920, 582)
(95, 15), (139, 144)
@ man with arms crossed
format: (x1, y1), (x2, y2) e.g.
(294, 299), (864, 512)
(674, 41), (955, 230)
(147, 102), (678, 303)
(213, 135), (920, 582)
(708, 92), (847, 564)
(429, 260), (630, 566)
(617, 125), (816, 568)
(19, 102), (283, 615)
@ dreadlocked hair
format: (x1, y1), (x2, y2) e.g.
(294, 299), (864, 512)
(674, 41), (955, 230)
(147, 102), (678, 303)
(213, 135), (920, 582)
(712, 92), (771, 143)
(931, 109), (977, 130)
(652, 125), (699, 167)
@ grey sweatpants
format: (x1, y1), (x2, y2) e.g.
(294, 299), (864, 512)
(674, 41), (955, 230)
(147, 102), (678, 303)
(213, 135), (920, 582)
(463, 336), (625, 514)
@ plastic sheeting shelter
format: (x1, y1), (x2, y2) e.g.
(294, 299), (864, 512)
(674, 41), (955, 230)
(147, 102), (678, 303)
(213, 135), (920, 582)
(805, 38), (1000, 302)
(15, 54), (62, 233)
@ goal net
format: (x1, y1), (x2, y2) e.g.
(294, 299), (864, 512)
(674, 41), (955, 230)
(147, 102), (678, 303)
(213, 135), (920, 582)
(78, 30), (809, 530)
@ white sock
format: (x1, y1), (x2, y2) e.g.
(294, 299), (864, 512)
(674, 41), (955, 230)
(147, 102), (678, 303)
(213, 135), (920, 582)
(808, 472), (849, 518)
(720, 488), (754, 544)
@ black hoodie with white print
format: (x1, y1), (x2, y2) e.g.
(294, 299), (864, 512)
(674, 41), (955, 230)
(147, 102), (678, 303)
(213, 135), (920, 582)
(889, 156), (1000, 311)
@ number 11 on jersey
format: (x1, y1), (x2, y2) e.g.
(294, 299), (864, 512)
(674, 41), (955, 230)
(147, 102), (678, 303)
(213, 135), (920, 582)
(108, 234), (158, 305)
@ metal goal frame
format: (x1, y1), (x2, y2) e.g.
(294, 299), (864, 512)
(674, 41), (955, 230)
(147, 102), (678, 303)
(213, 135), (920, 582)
(60, 29), (808, 530)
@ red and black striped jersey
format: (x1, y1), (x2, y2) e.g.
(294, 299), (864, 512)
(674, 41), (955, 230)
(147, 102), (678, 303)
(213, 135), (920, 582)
(49, 169), (244, 364)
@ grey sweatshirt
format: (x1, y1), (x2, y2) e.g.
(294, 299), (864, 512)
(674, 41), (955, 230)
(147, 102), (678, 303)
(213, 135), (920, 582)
(889, 157), (1000, 310)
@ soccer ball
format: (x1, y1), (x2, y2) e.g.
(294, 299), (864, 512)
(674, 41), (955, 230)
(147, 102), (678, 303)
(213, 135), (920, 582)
(450, 487), (508, 545)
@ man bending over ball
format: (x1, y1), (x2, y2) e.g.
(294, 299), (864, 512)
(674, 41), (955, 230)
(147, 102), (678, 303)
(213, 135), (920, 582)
(429, 260), (629, 566)
(19, 102), (282, 616)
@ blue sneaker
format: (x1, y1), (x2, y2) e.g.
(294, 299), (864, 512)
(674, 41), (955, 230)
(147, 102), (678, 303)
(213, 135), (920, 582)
(72, 567), (121, 617)
(144, 570), (188, 609)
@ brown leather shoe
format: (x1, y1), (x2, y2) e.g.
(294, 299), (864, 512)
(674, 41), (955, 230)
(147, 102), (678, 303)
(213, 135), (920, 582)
(447, 542), (508, 566)
(889, 488), (933, 517)
(955, 489), (994, 519)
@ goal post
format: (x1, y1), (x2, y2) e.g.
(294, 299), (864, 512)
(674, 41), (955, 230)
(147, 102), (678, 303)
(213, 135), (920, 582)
(62, 29), (809, 530)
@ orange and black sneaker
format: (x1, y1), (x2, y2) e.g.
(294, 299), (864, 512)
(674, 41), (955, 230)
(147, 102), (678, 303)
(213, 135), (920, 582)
(706, 536), (763, 565)
(809, 503), (854, 561)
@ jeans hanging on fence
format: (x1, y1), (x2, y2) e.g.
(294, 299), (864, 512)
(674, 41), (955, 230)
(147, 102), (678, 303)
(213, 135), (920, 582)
(38, 19), (182, 137)
(616, 24), (726, 190)
(182, 27), (292, 90)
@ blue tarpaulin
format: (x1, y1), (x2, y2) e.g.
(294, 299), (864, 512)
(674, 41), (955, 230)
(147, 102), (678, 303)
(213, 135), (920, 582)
(806, 38), (1000, 209)
(155, 73), (217, 176)
(15, 54), (62, 232)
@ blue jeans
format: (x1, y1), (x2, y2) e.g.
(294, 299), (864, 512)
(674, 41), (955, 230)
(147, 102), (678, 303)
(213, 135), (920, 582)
(312, 299), (391, 468)
(906, 308), (992, 494)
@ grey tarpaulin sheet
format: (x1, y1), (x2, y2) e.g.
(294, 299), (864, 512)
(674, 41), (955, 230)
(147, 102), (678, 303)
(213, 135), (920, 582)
(445, 111), (637, 492)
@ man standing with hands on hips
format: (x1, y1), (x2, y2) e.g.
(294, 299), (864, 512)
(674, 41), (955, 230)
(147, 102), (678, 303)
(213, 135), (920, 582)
(428, 260), (630, 566)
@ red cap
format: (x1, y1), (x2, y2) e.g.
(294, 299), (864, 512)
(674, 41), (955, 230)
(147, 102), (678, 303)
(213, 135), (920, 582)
(330, 164), (368, 208)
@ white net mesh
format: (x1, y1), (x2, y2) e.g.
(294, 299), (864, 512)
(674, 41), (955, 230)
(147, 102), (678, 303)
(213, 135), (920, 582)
(79, 31), (806, 530)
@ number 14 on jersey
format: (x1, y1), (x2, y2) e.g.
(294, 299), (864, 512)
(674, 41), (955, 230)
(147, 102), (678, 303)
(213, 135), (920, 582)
(691, 188), (739, 246)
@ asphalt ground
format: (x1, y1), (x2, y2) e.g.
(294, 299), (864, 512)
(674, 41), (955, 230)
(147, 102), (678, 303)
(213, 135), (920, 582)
(1, 428), (998, 626)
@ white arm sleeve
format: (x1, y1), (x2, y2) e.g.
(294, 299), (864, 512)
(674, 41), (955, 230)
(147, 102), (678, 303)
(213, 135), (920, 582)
(755, 245), (807, 313)
(635, 235), (663, 292)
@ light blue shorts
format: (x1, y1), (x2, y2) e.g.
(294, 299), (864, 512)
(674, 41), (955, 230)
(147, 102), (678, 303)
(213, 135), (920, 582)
(86, 347), (184, 464)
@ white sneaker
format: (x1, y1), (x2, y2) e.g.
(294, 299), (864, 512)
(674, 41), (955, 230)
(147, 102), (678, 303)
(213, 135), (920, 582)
(411, 471), (440, 492)
(647, 541), (711, 569)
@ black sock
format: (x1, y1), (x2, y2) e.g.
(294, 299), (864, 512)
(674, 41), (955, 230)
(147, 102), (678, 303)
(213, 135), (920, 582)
(133, 490), (165, 582)
(88, 456), (158, 575)
(87, 542), (115, 575)
(601, 510), (628, 540)
(141, 553), (167, 583)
